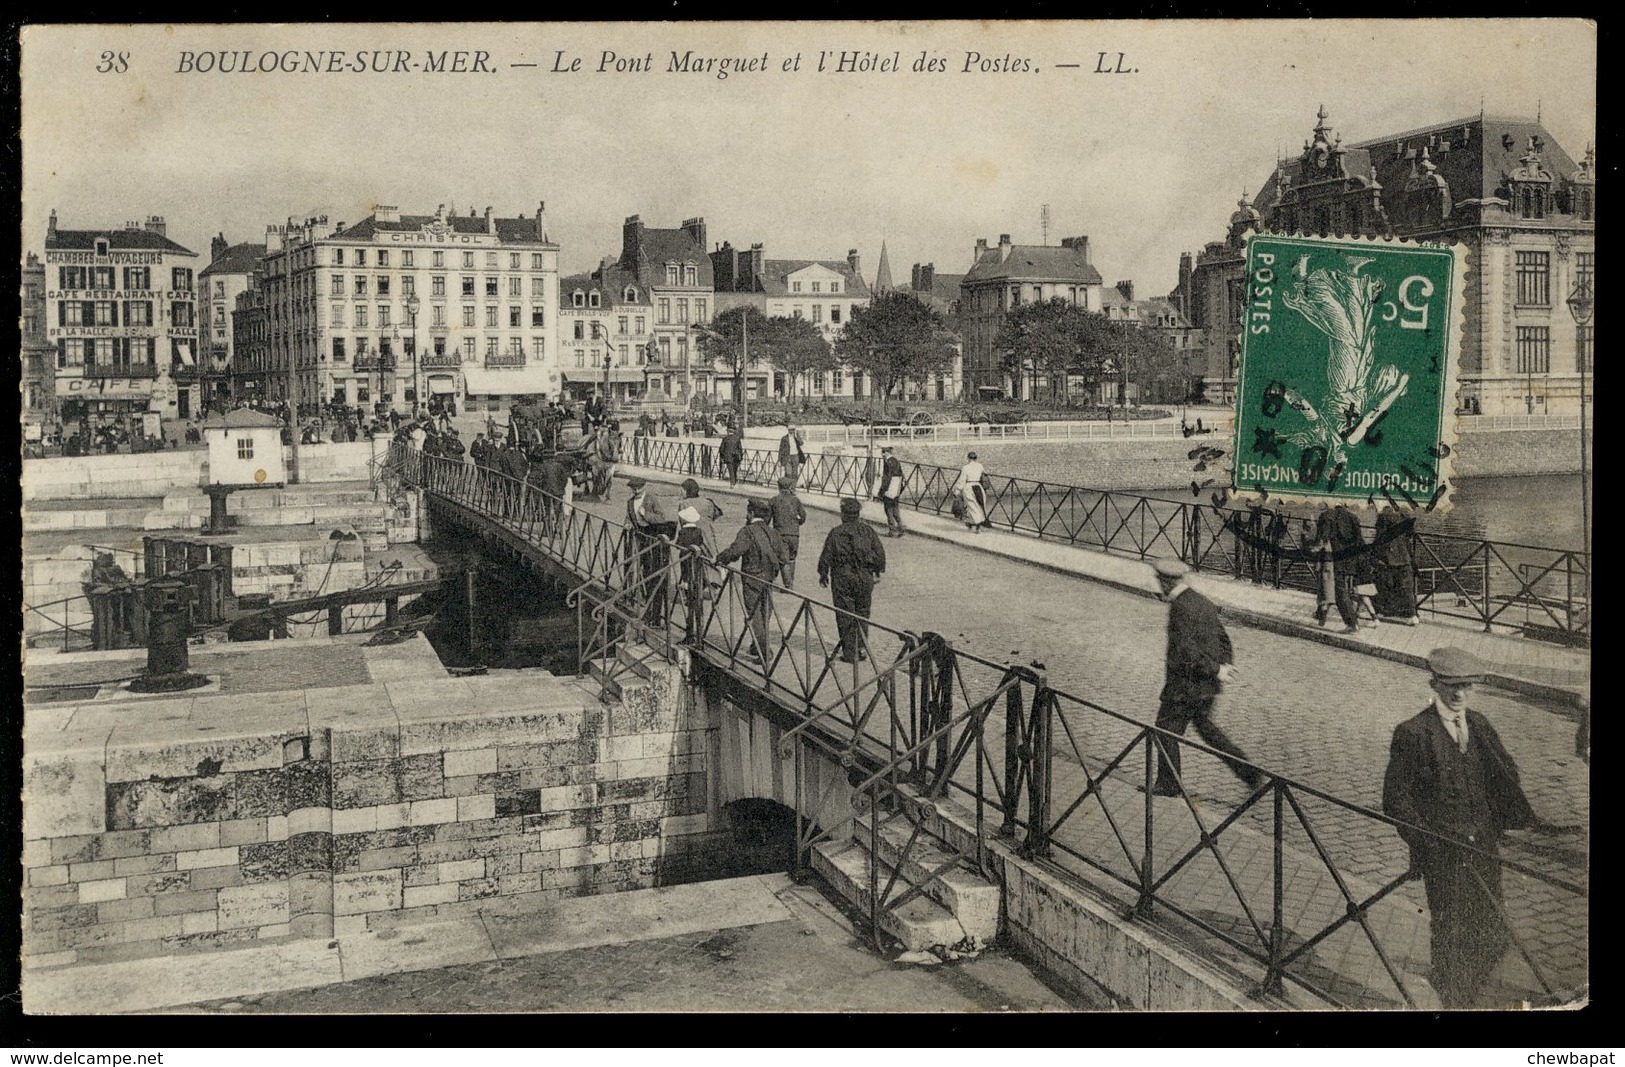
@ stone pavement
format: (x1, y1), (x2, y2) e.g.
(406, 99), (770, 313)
(152, 874), (1077, 1014)
(579, 464), (1588, 1007)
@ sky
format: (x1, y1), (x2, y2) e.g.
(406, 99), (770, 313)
(20, 20), (1596, 297)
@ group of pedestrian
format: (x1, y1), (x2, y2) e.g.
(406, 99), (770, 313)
(1144, 553), (1571, 1008)
(1302, 501), (1420, 632)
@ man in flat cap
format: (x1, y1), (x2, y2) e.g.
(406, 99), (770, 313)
(716, 497), (789, 662)
(1150, 557), (1264, 796)
(817, 498), (887, 663)
(1383, 647), (1562, 1007)
(876, 444), (906, 538)
(770, 475), (808, 589)
(625, 479), (675, 626)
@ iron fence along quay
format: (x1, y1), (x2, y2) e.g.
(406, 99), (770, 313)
(398, 443), (1587, 1008)
(622, 436), (1590, 641)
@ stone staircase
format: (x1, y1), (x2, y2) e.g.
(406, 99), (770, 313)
(811, 796), (1001, 953)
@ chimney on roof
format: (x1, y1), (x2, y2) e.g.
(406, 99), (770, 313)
(974, 238), (988, 263)
(47, 209), (57, 237)
(710, 241), (740, 292)
(847, 248), (861, 277)
(264, 224), (283, 254)
(436, 203), (447, 226)
(681, 217), (707, 254)
(912, 263), (935, 293)
(536, 201), (547, 241)
(747, 243), (764, 285)
(145, 216), (167, 238)
(211, 234), (228, 263)
(375, 204), (399, 224)
(485, 206), (495, 234)
(1115, 280), (1135, 301)
(998, 234), (1012, 262)
(1060, 236), (1091, 264)
(621, 215), (645, 268)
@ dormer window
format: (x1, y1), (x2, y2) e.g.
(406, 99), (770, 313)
(666, 265), (679, 285)
(572, 290), (584, 307)
(683, 265), (697, 286)
(830, 281), (840, 294)
(624, 286), (637, 302)
(588, 291), (601, 308)
(95, 238), (109, 257)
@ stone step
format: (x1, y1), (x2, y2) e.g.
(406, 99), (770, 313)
(854, 808), (1000, 947)
(809, 839), (969, 953)
(586, 657), (646, 703)
(615, 640), (677, 682)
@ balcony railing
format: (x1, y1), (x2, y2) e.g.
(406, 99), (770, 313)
(420, 352), (463, 369)
(484, 353), (527, 368)
(353, 353), (397, 372)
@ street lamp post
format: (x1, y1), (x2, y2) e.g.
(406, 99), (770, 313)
(1565, 280), (1593, 609)
(404, 293), (421, 417)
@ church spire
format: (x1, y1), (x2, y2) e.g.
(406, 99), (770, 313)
(874, 240), (895, 294)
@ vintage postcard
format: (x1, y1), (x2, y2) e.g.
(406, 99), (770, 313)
(18, 20), (1592, 1021)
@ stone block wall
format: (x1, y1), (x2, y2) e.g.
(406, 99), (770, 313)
(22, 664), (726, 969)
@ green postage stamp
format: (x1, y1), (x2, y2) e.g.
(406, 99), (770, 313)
(1232, 234), (1464, 510)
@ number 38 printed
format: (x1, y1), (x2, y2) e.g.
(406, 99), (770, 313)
(97, 51), (130, 73)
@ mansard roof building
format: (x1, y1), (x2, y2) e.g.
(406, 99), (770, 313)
(1171, 108), (1596, 413)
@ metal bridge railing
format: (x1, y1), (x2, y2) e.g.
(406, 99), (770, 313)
(401, 442), (1587, 1008)
(621, 436), (1590, 641)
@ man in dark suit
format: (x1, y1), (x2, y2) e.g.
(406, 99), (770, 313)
(716, 498), (789, 662)
(1150, 558), (1264, 796)
(817, 497), (887, 662)
(1382, 647), (1563, 1008)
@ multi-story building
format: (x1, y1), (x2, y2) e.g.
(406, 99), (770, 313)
(259, 202), (559, 417)
(230, 270), (271, 403)
(711, 241), (880, 401)
(557, 263), (658, 405)
(22, 252), (54, 425)
(603, 215), (714, 405)
(42, 211), (200, 425)
(198, 235), (267, 411)
(959, 234), (1105, 397)
(1173, 108), (1596, 414)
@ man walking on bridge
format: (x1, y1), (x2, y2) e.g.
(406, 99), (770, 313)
(1382, 647), (1567, 1008)
(818, 498), (887, 663)
(716, 498), (789, 662)
(876, 444), (905, 537)
(1149, 558), (1264, 796)
(770, 476), (808, 589)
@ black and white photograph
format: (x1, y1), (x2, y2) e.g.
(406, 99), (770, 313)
(16, 19), (1593, 1018)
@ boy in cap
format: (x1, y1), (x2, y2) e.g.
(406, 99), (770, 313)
(1149, 557), (1264, 796)
(770, 475), (809, 589)
(817, 498), (887, 663)
(679, 477), (726, 557)
(1382, 647), (1567, 1007)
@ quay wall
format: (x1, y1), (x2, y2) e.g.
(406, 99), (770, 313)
(23, 441), (385, 502)
(22, 656), (726, 970)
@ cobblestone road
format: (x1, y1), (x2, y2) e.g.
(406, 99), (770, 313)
(567, 479), (1588, 1006)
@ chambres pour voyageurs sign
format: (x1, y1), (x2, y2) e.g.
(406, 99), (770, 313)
(1231, 234), (1464, 511)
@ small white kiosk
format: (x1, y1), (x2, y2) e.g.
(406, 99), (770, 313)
(201, 409), (286, 533)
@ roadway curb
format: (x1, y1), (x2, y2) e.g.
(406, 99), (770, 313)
(613, 465), (1588, 712)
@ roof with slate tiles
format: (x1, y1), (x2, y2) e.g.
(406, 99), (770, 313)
(201, 242), (267, 277)
(46, 227), (197, 256)
(963, 244), (1103, 286)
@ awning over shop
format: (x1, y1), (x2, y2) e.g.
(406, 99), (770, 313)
(427, 374), (458, 394)
(461, 364), (556, 396)
(176, 342), (195, 367)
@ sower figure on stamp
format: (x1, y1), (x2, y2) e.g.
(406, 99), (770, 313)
(817, 497), (887, 663)
(1150, 558), (1265, 796)
(1382, 648), (1570, 1008)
